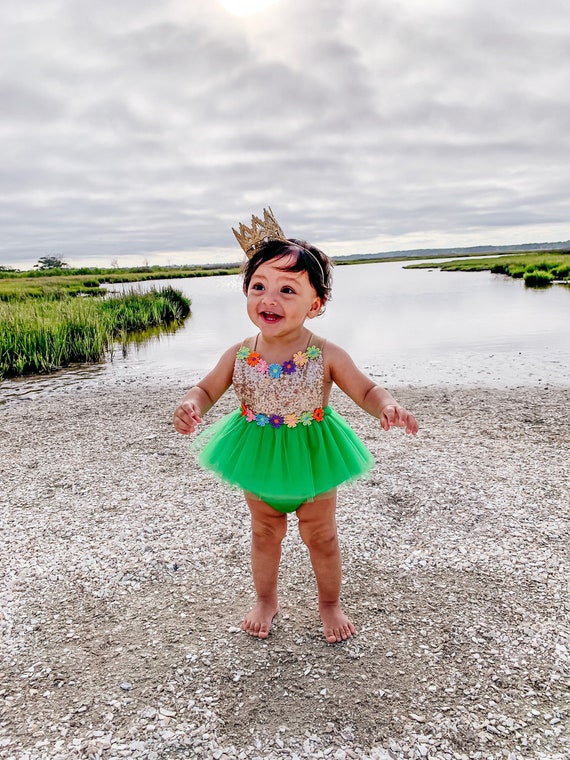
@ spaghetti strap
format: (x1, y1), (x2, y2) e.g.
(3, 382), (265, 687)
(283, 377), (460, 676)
(308, 334), (326, 352)
(249, 332), (324, 354)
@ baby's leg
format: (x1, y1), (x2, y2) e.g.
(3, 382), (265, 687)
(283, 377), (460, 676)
(296, 491), (356, 643)
(242, 492), (287, 638)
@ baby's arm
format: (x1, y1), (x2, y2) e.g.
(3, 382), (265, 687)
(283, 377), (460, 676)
(173, 343), (240, 435)
(326, 342), (418, 435)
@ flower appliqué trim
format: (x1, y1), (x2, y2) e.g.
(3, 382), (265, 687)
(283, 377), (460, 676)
(241, 406), (325, 429)
(237, 345), (321, 378)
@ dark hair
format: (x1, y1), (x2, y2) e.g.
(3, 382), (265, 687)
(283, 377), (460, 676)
(242, 238), (333, 306)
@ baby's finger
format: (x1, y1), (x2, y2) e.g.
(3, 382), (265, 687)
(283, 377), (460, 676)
(186, 414), (202, 432)
(381, 405), (397, 430)
(391, 407), (407, 428)
(187, 410), (202, 427)
(393, 407), (404, 427)
(404, 412), (419, 435)
(174, 407), (201, 434)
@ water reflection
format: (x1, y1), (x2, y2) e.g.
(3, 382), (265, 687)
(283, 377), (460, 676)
(115, 319), (187, 357)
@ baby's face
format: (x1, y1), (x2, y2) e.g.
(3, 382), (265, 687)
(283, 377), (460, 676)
(246, 255), (323, 337)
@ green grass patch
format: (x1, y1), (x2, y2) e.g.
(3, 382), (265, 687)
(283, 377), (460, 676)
(0, 287), (190, 379)
(0, 275), (102, 301)
(407, 251), (570, 288)
(0, 265), (239, 301)
(523, 269), (554, 287)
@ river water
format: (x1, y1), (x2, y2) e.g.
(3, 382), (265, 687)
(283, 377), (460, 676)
(2, 260), (569, 402)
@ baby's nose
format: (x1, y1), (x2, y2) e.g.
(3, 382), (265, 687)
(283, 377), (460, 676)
(262, 289), (278, 304)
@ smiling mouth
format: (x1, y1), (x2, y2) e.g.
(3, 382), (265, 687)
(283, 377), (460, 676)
(260, 311), (283, 322)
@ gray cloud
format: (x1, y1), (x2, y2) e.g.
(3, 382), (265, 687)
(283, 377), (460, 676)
(1, 0), (569, 268)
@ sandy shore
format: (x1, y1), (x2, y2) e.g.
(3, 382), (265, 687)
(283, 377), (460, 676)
(0, 378), (569, 759)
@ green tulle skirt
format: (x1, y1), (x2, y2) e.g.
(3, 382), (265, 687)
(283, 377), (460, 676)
(191, 406), (375, 512)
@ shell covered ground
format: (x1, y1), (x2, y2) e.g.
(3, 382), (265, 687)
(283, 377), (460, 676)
(0, 378), (569, 759)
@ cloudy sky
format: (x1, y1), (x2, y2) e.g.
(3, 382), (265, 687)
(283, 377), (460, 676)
(1, 0), (569, 269)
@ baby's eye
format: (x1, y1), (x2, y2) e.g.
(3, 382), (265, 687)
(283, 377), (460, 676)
(251, 282), (264, 291)
(281, 286), (295, 294)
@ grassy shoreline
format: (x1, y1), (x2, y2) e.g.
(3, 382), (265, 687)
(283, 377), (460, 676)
(0, 265), (237, 301)
(0, 286), (190, 379)
(406, 251), (570, 287)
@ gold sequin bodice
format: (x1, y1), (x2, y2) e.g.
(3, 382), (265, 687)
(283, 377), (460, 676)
(232, 336), (325, 417)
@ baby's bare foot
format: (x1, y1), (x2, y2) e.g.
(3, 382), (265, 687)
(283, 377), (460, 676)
(241, 601), (278, 639)
(319, 602), (356, 643)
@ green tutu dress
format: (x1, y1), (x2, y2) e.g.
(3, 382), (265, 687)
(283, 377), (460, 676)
(192, 335), (374, 512)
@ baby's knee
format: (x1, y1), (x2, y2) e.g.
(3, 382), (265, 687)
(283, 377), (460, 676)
(299, 525), (338, 554)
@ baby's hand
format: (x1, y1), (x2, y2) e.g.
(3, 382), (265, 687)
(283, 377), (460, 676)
(380, 404), (418, 436)
(173, 400), (203, 435)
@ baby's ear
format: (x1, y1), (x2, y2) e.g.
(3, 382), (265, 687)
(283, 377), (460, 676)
(307, 296), (324, 318)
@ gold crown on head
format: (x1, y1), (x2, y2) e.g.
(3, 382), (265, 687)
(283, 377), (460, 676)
(232, 207), (289, 258)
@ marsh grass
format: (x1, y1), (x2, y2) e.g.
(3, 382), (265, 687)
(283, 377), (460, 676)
(0, 287), (190, 379)
(0, 266), (238, 301)
(523, 269), (554, 287)
(408, 251), (570, 288)
(0, 277), (97, 301)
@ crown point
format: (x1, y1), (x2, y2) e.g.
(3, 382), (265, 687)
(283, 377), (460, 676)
(232, 206), (287, 257)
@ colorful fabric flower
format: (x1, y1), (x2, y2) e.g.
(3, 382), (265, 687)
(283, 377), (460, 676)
(282, 359), (296, 375)
(240, 345), (320, 377)
(306, 345), (321, 359)
(242, 406), (324, 427)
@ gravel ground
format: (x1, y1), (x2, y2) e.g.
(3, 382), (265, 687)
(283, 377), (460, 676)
(0, 377), (569, 760)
